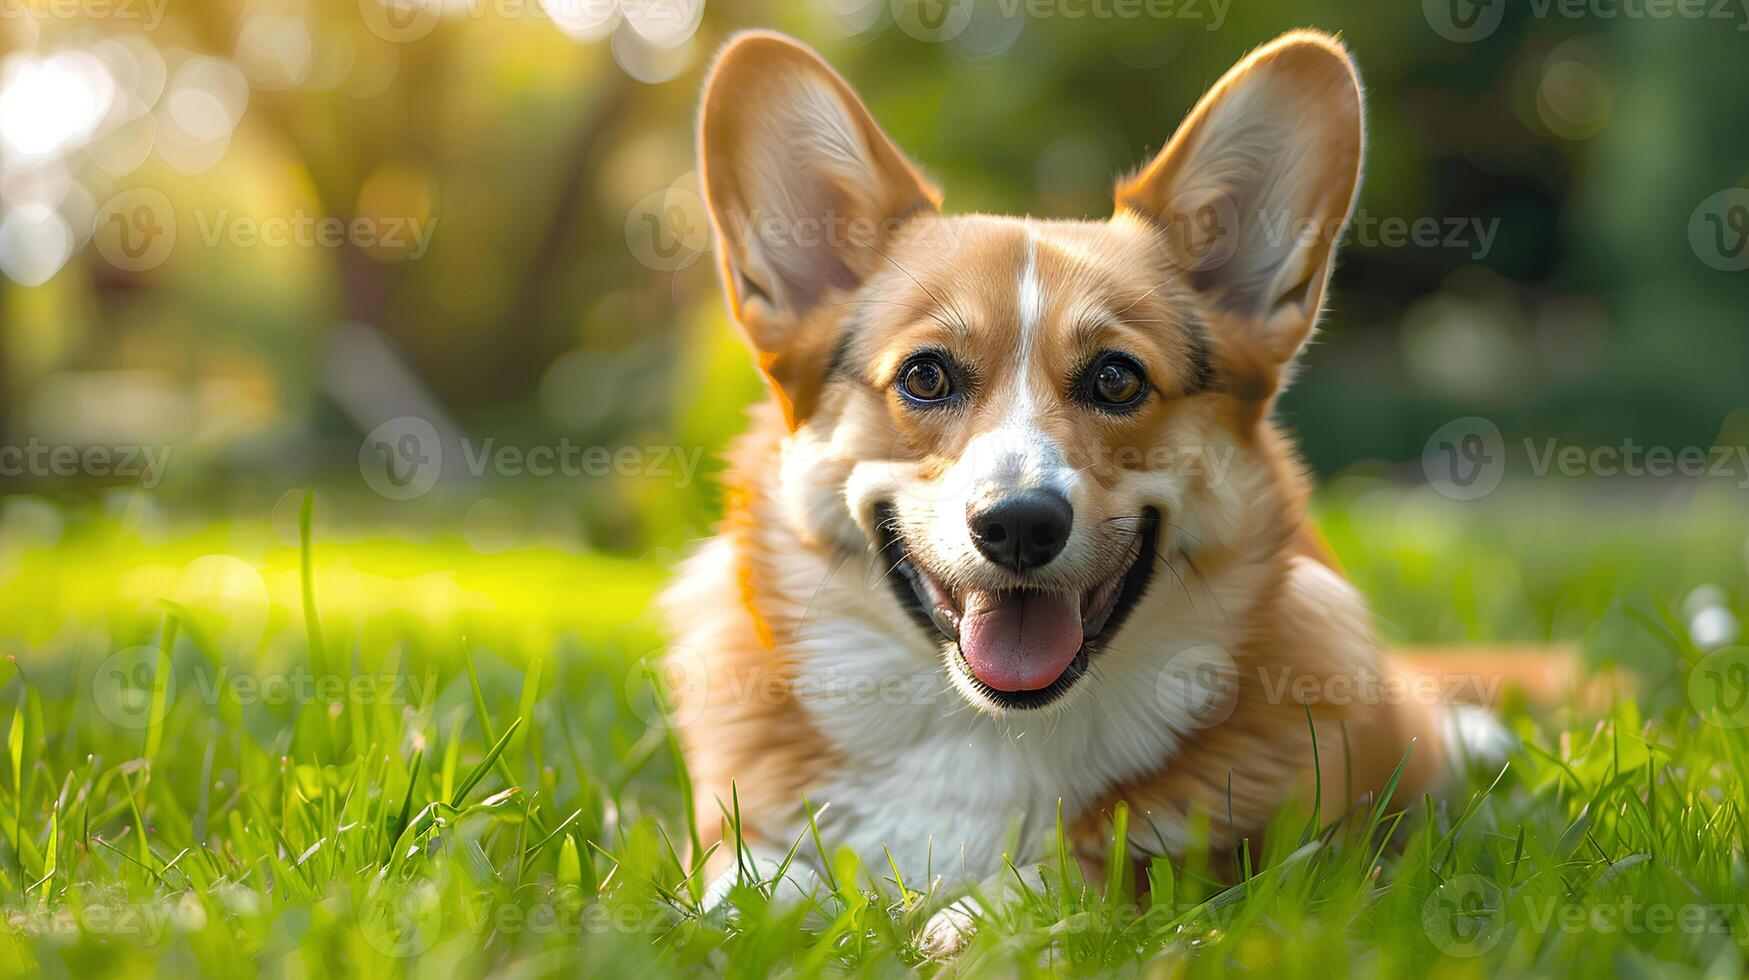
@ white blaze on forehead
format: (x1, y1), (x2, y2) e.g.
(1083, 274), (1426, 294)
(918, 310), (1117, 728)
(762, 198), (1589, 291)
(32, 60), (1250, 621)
(1017, 230), (1045, 356)
(953, 226), (1075, 498)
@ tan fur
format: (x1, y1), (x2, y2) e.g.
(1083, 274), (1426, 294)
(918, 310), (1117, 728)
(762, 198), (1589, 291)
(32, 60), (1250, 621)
(669, 30), (1535, 887)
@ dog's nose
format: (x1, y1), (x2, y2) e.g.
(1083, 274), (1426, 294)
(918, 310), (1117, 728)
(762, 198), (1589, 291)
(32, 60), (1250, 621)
(968, 490), (1073, 572)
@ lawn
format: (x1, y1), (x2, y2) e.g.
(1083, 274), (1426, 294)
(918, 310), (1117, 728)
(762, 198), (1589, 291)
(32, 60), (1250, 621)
(0, 482), (1745, 977)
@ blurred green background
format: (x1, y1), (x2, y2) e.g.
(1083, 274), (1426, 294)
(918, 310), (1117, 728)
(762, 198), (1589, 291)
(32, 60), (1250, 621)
(1, 0), (1746, 569)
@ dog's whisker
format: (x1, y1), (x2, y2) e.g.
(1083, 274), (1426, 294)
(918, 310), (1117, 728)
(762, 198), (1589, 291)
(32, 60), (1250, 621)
(1177, 548), (1232, 627)
(867, 241), (977, 334)
(1164, 519), (1205, 552)
(793, 551), (853, 640)
(1151, 548), (1196, 610)
(1108, 280), (1170, 319)
(835, 296), (962, 334)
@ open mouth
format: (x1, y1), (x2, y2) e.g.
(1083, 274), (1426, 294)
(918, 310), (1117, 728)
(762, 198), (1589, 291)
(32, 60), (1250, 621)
(875, 507), (1159, 710)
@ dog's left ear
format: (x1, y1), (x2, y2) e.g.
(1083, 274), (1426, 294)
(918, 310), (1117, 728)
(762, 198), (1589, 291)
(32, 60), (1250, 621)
(699, 32), (940, 427)
(1116, 31), (1363, 377)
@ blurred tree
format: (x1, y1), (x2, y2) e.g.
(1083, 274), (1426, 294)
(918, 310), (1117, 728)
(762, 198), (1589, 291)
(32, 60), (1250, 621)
(2, 0), (1745, 520)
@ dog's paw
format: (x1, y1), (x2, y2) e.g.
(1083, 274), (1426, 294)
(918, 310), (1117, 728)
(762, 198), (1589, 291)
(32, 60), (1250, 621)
(1441, 703), (1517, 770)
(699, 868), (745, 920)
(918, 901), (977, 959)
(700, 854), (829, 921)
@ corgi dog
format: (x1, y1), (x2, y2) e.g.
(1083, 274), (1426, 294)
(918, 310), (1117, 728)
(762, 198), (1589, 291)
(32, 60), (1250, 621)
(663, 28), (1516, 949)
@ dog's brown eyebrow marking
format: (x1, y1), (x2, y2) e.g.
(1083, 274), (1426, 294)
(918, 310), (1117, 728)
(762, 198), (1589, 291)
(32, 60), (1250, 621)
(1069, 317), (1113, 351)
(825, 294), (976, 387)
(1092, 299), (1217, 395)
(826, 322), (860, 384)
(1184, 314), (1217, 394)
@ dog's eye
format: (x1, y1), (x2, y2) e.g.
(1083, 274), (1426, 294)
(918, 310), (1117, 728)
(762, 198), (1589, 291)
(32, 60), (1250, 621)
(1088, 354), (1148, 410)
(1095, 362), (1142, 403)
(898, 355), (955, 404)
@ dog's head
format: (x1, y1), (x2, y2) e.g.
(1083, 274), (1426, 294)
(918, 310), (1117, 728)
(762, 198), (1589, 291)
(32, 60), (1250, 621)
(698, 31), (1363, 713)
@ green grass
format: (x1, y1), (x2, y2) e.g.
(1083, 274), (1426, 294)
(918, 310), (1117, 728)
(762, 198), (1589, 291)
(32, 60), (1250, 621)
(1, 482), (1746, 977)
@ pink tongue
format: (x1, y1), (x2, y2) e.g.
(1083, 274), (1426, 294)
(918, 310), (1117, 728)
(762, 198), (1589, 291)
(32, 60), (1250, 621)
(958, 591), (1083, 692)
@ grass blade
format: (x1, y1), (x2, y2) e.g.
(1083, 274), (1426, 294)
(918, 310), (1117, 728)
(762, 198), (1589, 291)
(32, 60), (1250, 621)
(450, 717), (522, 807)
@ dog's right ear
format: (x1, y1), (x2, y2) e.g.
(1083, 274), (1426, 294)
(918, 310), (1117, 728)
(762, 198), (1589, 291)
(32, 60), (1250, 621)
(699, 31), (939, 428)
